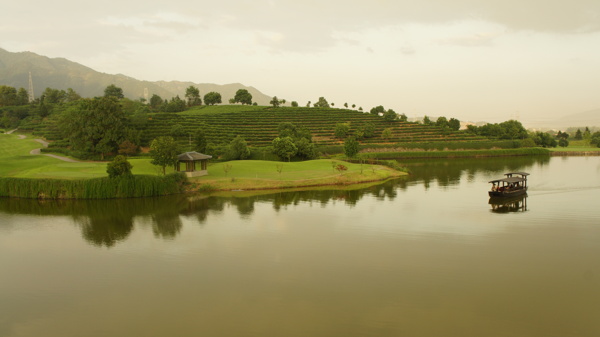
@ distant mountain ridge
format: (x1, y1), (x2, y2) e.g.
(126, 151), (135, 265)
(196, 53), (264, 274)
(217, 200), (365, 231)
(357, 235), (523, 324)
(0, 48), (271, 104)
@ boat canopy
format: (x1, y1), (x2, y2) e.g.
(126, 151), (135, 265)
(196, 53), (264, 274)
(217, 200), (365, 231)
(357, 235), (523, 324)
(489, 177), (527, 184)
(504, 172), (529, 177)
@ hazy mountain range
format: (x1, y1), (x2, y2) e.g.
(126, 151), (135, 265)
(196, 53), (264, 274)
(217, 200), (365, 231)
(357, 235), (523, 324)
(0, 48), (271, 104)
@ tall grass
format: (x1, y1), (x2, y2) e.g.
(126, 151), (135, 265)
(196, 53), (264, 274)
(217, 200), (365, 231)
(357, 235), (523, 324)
(0, 173), (187, 199)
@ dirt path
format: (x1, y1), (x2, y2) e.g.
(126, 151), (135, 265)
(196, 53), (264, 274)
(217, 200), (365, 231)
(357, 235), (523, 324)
(19, 135), (82, 163)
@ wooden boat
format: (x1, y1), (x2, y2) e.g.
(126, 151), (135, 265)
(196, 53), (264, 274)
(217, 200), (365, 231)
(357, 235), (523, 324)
(488, 172), (529, 197)
(489, 194), (528, 213)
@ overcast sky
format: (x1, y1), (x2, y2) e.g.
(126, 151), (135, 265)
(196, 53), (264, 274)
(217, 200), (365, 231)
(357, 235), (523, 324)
(2, 0), (600, 124)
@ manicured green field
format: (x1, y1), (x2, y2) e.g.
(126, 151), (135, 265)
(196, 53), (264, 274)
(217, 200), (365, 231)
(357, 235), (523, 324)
(0, 133), (159, 179)
(1, 133), (405, 191)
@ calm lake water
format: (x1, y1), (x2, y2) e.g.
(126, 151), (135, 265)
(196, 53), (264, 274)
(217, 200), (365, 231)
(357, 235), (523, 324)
(1, 156), (599, 337)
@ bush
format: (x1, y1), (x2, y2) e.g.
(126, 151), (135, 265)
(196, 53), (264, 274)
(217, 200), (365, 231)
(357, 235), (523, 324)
(107, 155), (133, 178)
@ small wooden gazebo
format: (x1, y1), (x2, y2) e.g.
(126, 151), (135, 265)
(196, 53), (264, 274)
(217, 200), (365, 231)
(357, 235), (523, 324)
(176, 152), (212, 177)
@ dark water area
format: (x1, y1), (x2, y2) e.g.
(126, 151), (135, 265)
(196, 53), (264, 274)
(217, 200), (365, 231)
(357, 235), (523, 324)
(1, 156), (599, 336)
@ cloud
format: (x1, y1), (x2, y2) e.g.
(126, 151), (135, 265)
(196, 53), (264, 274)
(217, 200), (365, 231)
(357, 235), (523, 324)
(437, 31), (503, 47)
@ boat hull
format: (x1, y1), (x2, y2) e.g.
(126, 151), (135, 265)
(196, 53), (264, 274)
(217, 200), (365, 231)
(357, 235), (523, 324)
(488, 187), (527, 198)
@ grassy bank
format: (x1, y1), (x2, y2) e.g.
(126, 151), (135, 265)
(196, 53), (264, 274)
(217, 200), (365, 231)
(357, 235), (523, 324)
(358, 147), (550, 159)
(188, 159), (406, 191)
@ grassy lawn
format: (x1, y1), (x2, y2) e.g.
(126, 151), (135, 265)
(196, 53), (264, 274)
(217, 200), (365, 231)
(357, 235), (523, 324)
(0, 133), (159, 179)
(189, 160), (404, 191)
(549, 140), (600, 152)
(1, 133), (405, 190)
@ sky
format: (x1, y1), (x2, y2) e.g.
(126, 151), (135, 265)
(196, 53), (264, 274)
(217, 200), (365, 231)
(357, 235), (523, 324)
(2, 0), (600, 125)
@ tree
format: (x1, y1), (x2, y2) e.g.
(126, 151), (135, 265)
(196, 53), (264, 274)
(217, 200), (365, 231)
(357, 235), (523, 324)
(165, 96), (186, 112)
(575, 129), (583, 140)
(344, 136), (360, 158)
(448, 118), (460, 131)
(352, 104), (356, 109)
(106, 155), (132, 178)
(334, 122), (350, 139)
(436, 116), (449, 128)
(195, 129), (207, 153)
(422, 115), (432, 125)
(233, 89), (253, 105)
(118, 140), (139, 156)
(149, 94), (163, 110)
(150, 136), (179, 175)
(558, 138), (569, 147)
(344, 102), (348, 108)
(370, 105), (385, 115)
(59, 97), (129, 159)
(291, 101), (298, 107)
(185, 86), (202, 106)
(203, 92), (222, 105)
(42, 88), (67, 104)
(170, 124), (186, 138)
(228, 135), (251, 160)
(270, 96), (281, 107)
(383, 109), (399, 122)
(65, 88), (81, 102)
(382, 128), (393, 140)
(104, 84), (124, 99)
(295, 137), (317, 159)
(272, 136), (297, 162)
(313, 97), (330, 108)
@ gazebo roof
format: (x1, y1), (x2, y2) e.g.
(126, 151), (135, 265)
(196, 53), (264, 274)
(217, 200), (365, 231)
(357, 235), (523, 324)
(177, 151), (212, 161)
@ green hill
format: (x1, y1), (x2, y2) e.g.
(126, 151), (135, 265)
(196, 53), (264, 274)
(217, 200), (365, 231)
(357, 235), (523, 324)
(137, 105), (484, 149)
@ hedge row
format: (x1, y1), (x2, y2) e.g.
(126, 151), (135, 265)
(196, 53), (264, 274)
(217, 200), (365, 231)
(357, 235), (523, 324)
(0, 173), (187, 199)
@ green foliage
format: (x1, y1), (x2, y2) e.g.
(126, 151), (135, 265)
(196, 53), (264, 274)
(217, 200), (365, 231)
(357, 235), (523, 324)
(531, 131), (557, 148)
(104, 84), (124, 99)
(270, 96), (281, 107)
(0, 173), (187, 199)
(150, 136), (180, 175)
(107, 155), (133, 178)
(381, 128), (393, 140)
(149, 94), (163, 110)
(313, 97), (330, 108)
(558, 138), (569, 147)
(466, 120), (528, 140)
(233, 89), (253, 105)
(163, 96), (186, 112)
(574, 129), (583, 140)
(228, 135), (251, 160)
(170, 124), (186, 138)
(383, 109), (398, 122)
(272, 136), (298, 161)
(370, 105), (385, 115)
(448, 118), (460, 131)
(295, 137), (317, 160)
(118, 140), (139, 156)
(344, 136), (360, 158)
(590, 131), (600, 147)
(195, 129), (207, 153)
(334, 122), (350, 139)
(203, 92), (222, 105)
(59, 97), (129, 159)
(291, 101), (298, 107)
(185, 86), (202, 106)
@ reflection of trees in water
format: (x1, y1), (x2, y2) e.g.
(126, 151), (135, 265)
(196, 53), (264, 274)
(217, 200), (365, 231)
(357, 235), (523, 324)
(0, 155), (550, 246)
(401, 156), (549, 188)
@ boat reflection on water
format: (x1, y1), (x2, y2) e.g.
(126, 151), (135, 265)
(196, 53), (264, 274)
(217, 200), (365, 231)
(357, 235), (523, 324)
(489, 194), (528, 213)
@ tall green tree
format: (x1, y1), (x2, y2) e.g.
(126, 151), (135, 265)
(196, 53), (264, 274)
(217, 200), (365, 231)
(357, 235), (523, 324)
(150, 136), (179, 175)
(185, 86), (202, 106)
(448, 118), (460, 131)
(104, 84), (124, 99)
(228, 135), (251, 160)
(149, 94), (163, 110)
(370, 105), (385, 115)
(60, 97), (129, 159)
(233, 89), (253, 105)
(272, 136), (298, 162)
(203, 92), (222, 105)
(344, 136), (360, 158)
(383, 109), (399, 122)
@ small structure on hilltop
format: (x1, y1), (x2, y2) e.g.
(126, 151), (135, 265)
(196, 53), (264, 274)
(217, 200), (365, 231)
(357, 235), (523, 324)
(176, 152), (212, 177)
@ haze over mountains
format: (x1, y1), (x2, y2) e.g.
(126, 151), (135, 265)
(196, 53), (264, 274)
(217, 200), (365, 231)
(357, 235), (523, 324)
(0, 48), (271, 105)
(1, 47), (598, 129)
